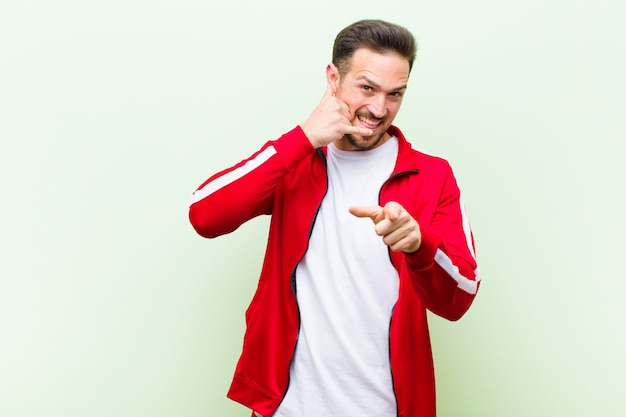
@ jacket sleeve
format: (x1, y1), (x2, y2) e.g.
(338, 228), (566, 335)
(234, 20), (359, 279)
(189, 126), (315, 238)
(403, 163), (480, 321)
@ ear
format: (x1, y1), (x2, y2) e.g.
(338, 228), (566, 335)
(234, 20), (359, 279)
(326, 63), (340, 94)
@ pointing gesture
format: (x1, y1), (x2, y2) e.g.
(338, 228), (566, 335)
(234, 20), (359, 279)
(349, 201), (422, 253)
(301, 82), (373, 148)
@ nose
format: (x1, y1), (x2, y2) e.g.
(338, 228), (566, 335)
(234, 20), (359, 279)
(368, 94), (387, 119)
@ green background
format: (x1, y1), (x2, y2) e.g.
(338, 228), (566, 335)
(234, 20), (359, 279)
(2, 0), (625, 416)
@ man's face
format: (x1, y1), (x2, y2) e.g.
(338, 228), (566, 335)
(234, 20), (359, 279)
(331, 48), (410, 151)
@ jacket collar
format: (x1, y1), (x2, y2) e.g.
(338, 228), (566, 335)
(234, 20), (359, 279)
(316, 125), (421, 174)
(388, 125), (421, 175)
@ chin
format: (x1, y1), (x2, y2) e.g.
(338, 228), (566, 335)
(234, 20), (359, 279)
(346, 130), (386, 150)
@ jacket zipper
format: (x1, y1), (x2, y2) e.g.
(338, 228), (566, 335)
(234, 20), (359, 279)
(380, 169), (419, 417)
(389, 305), (400, 417)
(278, 148), (329, 412)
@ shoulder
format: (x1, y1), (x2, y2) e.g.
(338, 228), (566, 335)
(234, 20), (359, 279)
(391, 125), (453, 176)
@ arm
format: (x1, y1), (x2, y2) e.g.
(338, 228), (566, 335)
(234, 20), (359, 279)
(403, 166), (479, 320)
(190, 78), (373, 239)
(350, 166), (480, 321)
(189, 126), (314, 238)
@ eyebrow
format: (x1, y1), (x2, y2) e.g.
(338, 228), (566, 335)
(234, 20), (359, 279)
(357, 76), (407, 92)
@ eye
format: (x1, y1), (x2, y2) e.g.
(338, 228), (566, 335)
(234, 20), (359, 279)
(361, 85), (373, 92)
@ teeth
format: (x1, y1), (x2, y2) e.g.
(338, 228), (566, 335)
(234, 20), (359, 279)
(358, 115), (380, 127)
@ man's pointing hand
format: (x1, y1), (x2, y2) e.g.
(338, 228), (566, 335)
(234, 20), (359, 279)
(349, 201), (422, 253)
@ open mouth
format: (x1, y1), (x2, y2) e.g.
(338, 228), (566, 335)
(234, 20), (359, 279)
(357, 114), (383, 130)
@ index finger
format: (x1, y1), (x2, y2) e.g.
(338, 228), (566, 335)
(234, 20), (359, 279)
(343, 124), (374, 137)
(349, 205), (384, 223)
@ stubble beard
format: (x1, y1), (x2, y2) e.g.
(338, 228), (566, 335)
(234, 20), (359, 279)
(344, 130), (387, 151)
(343, 109), (390, 150)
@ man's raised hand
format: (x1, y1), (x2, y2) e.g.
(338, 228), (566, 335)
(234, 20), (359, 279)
(300, 83), (373, 148)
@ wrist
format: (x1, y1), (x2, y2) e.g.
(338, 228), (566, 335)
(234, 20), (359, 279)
(299, 123), (321, 148)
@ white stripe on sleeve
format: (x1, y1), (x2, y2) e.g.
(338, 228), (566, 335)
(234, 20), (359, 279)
(434, 249), (481, 295)
(190, 146), (277, 205)
(453, 171), (476, 261)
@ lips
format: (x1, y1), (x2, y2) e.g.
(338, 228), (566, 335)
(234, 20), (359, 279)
(357, 114), (383, 130)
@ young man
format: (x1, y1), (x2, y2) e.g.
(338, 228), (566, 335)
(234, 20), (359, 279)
(189, 19), (480, 417)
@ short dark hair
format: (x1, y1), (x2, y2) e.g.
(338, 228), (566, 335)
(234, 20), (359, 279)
(332, 19), (417, 76)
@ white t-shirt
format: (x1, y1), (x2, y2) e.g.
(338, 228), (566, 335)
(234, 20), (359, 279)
(274, 137), (400, 417)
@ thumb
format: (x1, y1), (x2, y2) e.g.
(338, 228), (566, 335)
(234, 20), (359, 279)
(349, 205), (384, 223)
(382, 201), (402, 221)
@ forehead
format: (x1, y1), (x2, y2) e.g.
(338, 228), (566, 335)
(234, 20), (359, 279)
(345, 48), (410, 85)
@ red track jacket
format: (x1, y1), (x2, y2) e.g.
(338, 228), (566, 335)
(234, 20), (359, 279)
(189, 125), (480, 417)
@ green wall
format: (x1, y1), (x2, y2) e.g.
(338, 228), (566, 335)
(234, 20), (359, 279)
(2, 0), (625, 416)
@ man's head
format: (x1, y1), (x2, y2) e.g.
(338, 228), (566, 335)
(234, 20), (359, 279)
(328, 20), (417, 151)
(332, 20), (417, 79)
